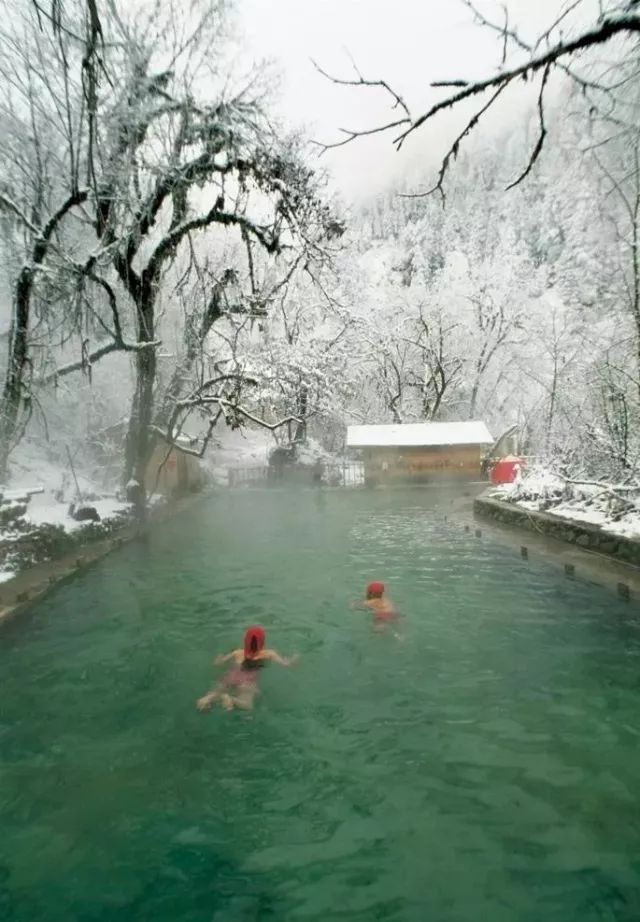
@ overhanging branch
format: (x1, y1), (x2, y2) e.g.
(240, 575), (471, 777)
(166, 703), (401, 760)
(311, 58), (411, 150)
(505, 62), (551, 191)
(144, 206), (280, 288)
(316, 7), (640, 191)
(395, 11), (640, 149)
(38, 338), (161, 385)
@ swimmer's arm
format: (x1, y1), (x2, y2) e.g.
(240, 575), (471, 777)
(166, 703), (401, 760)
(350, 600), (371, 611)
(214, 649), (241, 666)
(264, 649), (299, 666)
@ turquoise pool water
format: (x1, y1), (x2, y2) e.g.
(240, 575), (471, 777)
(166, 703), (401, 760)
(1, 488), (639, 921)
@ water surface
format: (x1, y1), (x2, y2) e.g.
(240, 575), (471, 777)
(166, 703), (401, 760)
(1, 488), (640, 921)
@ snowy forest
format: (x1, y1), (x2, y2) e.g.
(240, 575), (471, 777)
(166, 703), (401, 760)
(1, 0), (640, 514)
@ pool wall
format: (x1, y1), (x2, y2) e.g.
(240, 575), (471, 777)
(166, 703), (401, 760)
(474, 494), (640, 566)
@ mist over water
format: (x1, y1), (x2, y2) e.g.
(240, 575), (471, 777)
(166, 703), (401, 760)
(1, 488), (639, 921)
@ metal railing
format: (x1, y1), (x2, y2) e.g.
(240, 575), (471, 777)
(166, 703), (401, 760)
(227, 467), (269, 487)
(227, 461), (365, 488)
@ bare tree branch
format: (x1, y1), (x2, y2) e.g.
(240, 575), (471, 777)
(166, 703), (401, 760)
(217, 403), (301, 431)
(148, 413), (221, 459)
(0, 192), (40, 234)
(311, 58), (411, 150)
(396, 12), (640, 149)
(311, 57), (411, 118)
(505, 62), (551, 190)
(316, 5), (640, 189)
(173, 374), (260, 411)
(400, 82), (508, 201)
(313, 118), (410, 151)
(462, 0), (609, 98)
(39, 338), (160, 385)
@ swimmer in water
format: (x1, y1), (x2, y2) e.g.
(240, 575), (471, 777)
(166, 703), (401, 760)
(351, 581), (400, 633)
(196, 626), (298, 712)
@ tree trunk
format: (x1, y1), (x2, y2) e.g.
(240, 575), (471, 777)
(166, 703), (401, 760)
(153, 271), (235, 430)
(0, 270), (31, 481)
(154, 317), (200, 431)
(469, 379), (480, 420)
(0, 189), (88, 480)
(631, 179), (640, 401)
(545, 356), (558, 452)
(124, 298), (156, 518)
(293, 384), (308, 443)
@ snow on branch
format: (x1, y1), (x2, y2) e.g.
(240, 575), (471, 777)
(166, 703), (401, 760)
(152, 401), (299, 459)
(32, 259), (160, 386)
(217, 402), (301, 432)
(153, 368), (302, 459)
(144, 207), (280, 285)
(0, 187), (89, 249)
(40, 188), (90, 243)
(0, 192), (39, 235)
(149, 417), (221, 459)
(38, 340), (161, 386)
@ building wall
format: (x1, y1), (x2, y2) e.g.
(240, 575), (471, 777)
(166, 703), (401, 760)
(362, 444), (483, 483)
(145, 445), (204, 496)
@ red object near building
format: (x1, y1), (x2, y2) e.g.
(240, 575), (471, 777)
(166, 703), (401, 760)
(490, 455), (524, 485)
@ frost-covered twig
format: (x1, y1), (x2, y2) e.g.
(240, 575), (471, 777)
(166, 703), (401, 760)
(397, 11), (640, 149)
(316, 6), (640, 192)
(217, 402), (301, 432)
(311, 58), (411, 151)
(0, 192), (40, 235)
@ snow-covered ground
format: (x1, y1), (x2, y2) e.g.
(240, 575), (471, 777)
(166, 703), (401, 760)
(21, 493), (130, 532)
(0, 491), (133, 585)
(0, 426), (282, 583)
(489, 468), (640, 540)
(1, 438), (136, 585)
(204, 428), (341, 484)
(0, 425), (344, 586)
(205, 427), (273, 484)
(2, 439), (131, 529)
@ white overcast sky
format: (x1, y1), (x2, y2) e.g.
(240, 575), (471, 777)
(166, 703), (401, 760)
(238, 0), (600, 200)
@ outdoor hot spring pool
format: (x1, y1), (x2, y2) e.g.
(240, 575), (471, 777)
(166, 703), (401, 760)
(1, 488), (640, 922)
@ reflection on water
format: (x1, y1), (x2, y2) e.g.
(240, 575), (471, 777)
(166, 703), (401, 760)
(1, 488), (640, 921)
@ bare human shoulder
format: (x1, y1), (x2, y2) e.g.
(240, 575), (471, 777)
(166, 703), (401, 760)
(214, 649), (243, 666)
(263, 649), (299, 666)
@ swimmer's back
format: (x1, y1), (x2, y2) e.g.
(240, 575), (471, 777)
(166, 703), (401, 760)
(224, 648), (294, 667)
(365, 598), (397, 619)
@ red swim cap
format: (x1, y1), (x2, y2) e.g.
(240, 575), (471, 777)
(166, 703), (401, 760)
(367, 581), (385, 598)
(244, 626), (265, 659)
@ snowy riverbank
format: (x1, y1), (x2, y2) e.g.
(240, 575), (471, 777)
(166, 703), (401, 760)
(0, 488), (133, 585)
(0, 422), (347, 589)
(0, 427), (264, 583)
(486, 469), (640, 541)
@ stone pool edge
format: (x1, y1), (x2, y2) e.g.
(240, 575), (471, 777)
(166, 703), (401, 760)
(473, 492), (640, 600)
(0, 492), (209, 625)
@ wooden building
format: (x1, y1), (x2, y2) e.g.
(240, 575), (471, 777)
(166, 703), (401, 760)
(346, 421), (493, 484)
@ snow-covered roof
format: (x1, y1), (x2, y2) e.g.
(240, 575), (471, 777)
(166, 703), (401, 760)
(346, 421), (493, 448)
